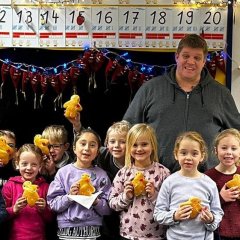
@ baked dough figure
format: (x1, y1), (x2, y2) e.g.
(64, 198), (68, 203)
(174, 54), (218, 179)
(78, 173), (95, 196)
(0, 137), (14, 165)
(22, 181), (39, 207)
(131, 171), (148, 197)
(63, 94), (82, 119)
(34, 134), (49, 155)
(180, 196), (202, 219)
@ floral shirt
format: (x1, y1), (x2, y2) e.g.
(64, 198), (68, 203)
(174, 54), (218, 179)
(109, 162), (170, 240)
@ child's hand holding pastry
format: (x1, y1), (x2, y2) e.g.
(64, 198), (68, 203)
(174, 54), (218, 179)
(35, 198), (46, 212)
(123, 181), (134, 200)
(146, 181), (155, 199)
(220, 183), (240, 202)
(69, 182), (79, 195)
(200, 207), (214, 224)
(14, 196), (27, 214)
(174, 205), (192, 221)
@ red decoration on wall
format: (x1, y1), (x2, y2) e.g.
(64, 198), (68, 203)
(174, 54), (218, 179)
(69, 66), (81, 94)
(0, 63), (10, 98)
(215, 53), (226, 73)
(10, 66), (22, 105)
(22, 71), (31, 100)
(30, 72), (41, 109)
(77, 15), (85, 25)
(40, 74), (49, 106)
(206, 58), (216, 79)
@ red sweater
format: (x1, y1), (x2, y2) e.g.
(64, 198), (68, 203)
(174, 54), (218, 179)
(205, 166), (240, 238)
(2, 176), (54, 240)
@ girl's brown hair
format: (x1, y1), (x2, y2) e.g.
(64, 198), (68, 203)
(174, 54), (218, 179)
(16, 144), (43, 164)
(174, 131), (208, 160)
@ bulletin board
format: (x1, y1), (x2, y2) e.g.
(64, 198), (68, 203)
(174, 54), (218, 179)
(0, 0), (228, 50)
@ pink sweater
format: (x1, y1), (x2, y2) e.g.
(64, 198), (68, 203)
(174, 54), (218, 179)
(2, 176), (53, 240)
(109, 162), (170, 240)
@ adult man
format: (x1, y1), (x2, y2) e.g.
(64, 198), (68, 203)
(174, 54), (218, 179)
(123, 34), (240, 172)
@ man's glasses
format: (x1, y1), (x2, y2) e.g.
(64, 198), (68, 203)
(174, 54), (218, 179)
(48, 144), (64, 150)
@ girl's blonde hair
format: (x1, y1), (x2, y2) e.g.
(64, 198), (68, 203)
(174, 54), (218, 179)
(174, 131), (208, 160)
(104, 120), (131, 146)
(16, 144), (43, 164)
(125, 123), (158, 167)
(42, 125), (68, 143)
(214, 128), (240, 149)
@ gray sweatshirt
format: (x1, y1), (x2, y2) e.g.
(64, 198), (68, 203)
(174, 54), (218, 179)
(153, 172), (224, 240)
(123, 66), (240, 172)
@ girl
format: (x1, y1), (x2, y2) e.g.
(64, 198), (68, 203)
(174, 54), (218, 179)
(109, 123), (170, 240)
(2, 144), (53, 240)
(205, 128), (240, 240)
(47, 128), (112, 240)
(154, 131), (223, 240)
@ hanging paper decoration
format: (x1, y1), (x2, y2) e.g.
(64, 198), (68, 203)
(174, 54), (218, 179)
(49, 74), (62, 110)
(30, 71), (41, 109)
(10, 66), (22, 105)
(59, 69), (71, 93)
(215, 53), (226, 73)
(206, 56), (216, 79)
(22, 71), (31, 100)
(69, 66), (81, 94)
(0, 48), (227, 111)
(0, 63), (11, 99)
(40, 74), (49, 107)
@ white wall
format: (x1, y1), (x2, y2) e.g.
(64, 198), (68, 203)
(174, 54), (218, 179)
(232, 5), (240, 112)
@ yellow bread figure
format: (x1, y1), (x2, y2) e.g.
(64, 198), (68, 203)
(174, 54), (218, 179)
(226, 174), (240, 199)
(131, 171), (148, 197)
(22, 181), (39, 207)
(180, 196), (202, 219)
(226, 174), (240, 189)
(0, 137), (14, 165)
(34, 134), (49, 155)
(78, 173), (95, 196)
(63, 94), (82, 119)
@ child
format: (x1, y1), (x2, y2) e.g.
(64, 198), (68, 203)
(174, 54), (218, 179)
(97, 120), (131, 181)
(0, 190), (8, 223)
(154, 131), (223, 240)
(205, 128), (240, 239)
(109, 123), (170, 240)
(67, 113), (131, 240)
(47, 128), (112, 240)
(67, 112), (131, 181)
(41, 125), (73, 182)
(0, 130), (18, 189)
(1, 144), (53, 240)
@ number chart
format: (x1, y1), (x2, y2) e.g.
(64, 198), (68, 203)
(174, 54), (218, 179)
(0, 2), (228, 50)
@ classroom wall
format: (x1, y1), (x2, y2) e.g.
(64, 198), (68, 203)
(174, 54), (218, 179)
(232, 5), (240, 111)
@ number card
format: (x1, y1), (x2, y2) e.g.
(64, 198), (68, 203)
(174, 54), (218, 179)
(118, 7), (145, 48)
(172, 7), (200, 48)
(145, 7), (172, 48)
(0, 6), (12, 47)
(66, 7), (91, 48)
(91, 7), (118, 48)
(12, 7), (38, 47)
(39, 7), (65, 47)
(200, 7), (227, 49)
